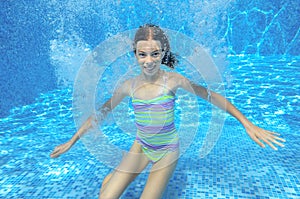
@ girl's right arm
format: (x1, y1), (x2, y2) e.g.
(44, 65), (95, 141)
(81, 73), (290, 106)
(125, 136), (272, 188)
(174, 73), (285, 150)
(50, 80), (132, 158)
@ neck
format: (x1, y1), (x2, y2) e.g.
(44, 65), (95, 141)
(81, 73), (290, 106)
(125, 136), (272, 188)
(141, 69), (162, 82)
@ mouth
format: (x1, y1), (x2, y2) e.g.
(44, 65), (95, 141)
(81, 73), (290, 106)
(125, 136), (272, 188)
(144, 65), (155, 73)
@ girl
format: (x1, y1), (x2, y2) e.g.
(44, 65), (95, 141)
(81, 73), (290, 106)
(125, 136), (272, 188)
(50, 24), (285, 199)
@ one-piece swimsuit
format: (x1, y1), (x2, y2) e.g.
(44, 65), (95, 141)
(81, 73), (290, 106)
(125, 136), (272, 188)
(131, 73), (179, 163)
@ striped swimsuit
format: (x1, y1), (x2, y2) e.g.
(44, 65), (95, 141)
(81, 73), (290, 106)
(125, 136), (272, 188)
(131, 74), (179, 162)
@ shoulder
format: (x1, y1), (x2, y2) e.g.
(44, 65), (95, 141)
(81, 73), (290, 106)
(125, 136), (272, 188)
(165, 71), (189, 86)
(114, 77), (136, 96)
(122, 78), (134, 88)
(165, 71), (182, 80)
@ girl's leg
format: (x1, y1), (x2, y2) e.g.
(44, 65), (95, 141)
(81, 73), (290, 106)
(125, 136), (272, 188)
(100, 172), (114, 190)
(99, 141), (150, 199)
(140, 150), (179, 199)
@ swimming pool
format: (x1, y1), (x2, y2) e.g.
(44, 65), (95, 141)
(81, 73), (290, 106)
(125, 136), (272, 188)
(1, 1), (299, 199)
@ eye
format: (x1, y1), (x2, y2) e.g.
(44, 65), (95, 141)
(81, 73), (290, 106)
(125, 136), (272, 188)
(151, 51), (161, 58)
(138, 52), (146, 58)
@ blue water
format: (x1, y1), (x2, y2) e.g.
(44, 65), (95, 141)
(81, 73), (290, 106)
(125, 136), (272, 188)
(1, 0), (299, 199)
(1, 55), (299, 198)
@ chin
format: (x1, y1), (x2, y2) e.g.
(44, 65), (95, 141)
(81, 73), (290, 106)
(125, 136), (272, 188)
(143, 67), (159, 75)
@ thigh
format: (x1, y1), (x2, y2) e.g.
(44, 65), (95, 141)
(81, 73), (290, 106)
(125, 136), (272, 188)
(140, 150), (179, 199)
(100, 141), (150, 199)
(116, 140), (150, 173)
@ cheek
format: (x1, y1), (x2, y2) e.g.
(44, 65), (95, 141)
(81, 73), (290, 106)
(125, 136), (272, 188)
(137, 58), (144, 65)
(135, 56), (142, 64)
(135, 55), (162, 66)
(155, 58), (162, 65)
(153, 56), (163, 63)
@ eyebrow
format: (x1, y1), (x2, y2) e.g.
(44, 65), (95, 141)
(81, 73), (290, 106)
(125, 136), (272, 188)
(137, 49), (161, 53)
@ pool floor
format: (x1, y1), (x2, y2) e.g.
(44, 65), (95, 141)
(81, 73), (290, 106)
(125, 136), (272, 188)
(0, 56), (299, 199)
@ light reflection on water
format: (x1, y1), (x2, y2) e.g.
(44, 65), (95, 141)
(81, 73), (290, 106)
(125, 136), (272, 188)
(0, 55), (299, 198)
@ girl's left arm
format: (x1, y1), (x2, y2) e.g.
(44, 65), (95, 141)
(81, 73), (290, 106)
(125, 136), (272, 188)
(176, 73), (285, 150)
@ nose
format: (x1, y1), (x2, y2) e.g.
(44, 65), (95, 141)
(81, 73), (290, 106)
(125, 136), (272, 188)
(144, 55), (153, 66)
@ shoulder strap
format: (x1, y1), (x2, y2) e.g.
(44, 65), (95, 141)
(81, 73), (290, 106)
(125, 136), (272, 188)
(162, 72), (168, 95)
(131, 78), (136, 98)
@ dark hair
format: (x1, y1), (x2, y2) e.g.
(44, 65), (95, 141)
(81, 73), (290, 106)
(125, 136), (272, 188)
(133, 24), (178, 69)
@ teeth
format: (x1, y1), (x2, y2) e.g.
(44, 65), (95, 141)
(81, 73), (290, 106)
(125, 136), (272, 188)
(146, 68), (154, 72)
(145, 66), (154, 70)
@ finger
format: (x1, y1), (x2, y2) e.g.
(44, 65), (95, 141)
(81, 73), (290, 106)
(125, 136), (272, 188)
(256, 133), (278, 150)
(50, 153), (56, 158)
(273, 136), (286, 142)
(50, 148), (61, 158)
(263, 130), (281, 138)
(51, 148), (60, 155)
(268, 131), (281, 136)
(265, 133), (286, 143)
(51, 152), (60, 158)
(266, 141), (278, 150)
(250, 134), (265, 148)
(261, 137), (278, 151)
(50, 151), (58, 158)
(263, 133), (285, 147)
(271, 139), (285, 147)
(263, 130), (286, 143)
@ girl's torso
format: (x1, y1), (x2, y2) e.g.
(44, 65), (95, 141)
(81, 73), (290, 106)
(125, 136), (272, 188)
(130, 71), (179, 162)
(130, 70), (177, 100)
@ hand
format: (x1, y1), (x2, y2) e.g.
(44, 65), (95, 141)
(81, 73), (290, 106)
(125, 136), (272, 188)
(50, 141), (73, 158)
(244, 123), (286, 150)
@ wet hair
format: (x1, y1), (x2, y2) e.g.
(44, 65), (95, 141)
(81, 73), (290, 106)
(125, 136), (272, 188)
(133, 24), (178, 69)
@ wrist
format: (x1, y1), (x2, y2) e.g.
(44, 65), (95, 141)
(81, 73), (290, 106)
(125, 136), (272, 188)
(241, 119), (252, 128)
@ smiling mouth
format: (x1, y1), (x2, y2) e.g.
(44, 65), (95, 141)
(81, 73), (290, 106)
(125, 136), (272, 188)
(144, 66), (155, 72)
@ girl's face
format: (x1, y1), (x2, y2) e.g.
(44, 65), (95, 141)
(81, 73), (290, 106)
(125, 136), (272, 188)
(135, 40), (164, 76)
